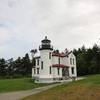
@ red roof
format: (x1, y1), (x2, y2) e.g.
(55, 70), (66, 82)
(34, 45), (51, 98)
(52, 52), (67, 57)
(52, 64), (69, 68)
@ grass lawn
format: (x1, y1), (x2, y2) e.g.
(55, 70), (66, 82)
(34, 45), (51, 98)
(22, 74), (100, 100)
(0, 78), (50, 93)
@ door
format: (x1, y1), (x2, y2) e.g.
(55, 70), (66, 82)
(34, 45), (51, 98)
(62, 67), (69, 79)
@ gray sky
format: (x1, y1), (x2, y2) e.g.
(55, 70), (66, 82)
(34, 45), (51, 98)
(0, 0), (100, 59)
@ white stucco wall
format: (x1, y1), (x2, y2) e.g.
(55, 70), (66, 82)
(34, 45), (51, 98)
(52, 56), (58, 64)
(39, 50), (53, 78)
(52, 67), (62, 78)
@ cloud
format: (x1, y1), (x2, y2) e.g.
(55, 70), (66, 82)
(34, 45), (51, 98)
(0, 27), (11, 45)
(0, 0), (100, 59)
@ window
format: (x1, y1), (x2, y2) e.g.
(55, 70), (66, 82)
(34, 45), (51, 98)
(37, 68), (39, 74)
(70, 58), (72, 65)
(50, 66), (52, 74)
(41, 61), (43, 69)
(57, 68), (60, 75)
(49, 52), (51, 59)
(37, 59), (39, 65)
(71, 67), (74, 74)
(73, 58), (74, 65)
(34, 69), (36, 74)
(33, 59), (36, 66)
(58, 57), (60, 64)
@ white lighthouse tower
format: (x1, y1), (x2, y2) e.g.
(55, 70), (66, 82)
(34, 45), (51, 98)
(38, 36), (53, 83)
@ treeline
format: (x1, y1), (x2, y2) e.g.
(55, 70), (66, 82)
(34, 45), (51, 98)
(0, 53), (33, 79)
(0, 44), (100, 78)
(73, 44), (100, 76)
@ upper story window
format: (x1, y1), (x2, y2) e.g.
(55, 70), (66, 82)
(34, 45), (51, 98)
(37, 59), (39, 65)
(41, 61), (43, 69)
(70, 58), (72, 65)
(32, 58), (36, 66)
(58, 57), (60, 64)
(49, 52), (51, 59)
(73, 58), (74, 65)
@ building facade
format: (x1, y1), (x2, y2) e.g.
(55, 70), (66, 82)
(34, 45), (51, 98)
(32, 36), (77, 83)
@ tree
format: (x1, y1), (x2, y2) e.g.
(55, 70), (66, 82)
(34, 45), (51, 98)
(21, 53), (32, 76)
(13, 57), (23, 77)
(73, 44), (100, 76)
(6, 58), (14, 78)
(0, 58), (7, 78)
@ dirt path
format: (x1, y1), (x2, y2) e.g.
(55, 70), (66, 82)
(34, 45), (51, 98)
(0, 83), (63, 100)
(0, 78), (83, 100)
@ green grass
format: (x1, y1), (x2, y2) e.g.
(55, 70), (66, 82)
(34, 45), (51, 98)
(0, 78), (49, 93)
(22, 74), (100, 100)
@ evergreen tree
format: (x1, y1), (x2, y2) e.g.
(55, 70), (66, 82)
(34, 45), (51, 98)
(73, 44), (100, 76)
(0, 58), (7, 78)
(6, 58), (14, 78)
(21, 53), (32, 76)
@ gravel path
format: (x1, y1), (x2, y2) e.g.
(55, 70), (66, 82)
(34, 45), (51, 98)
(0, 83), (63, 100)
(0, 78), (83, 100)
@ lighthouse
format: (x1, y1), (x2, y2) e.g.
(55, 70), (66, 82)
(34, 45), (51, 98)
(32, 36), (77, 83)
(39, 36), (53, 82)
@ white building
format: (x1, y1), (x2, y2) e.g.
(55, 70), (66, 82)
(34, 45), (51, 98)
(32, 36), (77, 83)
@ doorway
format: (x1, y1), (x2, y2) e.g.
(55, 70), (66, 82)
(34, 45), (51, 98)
(62, 67), (69, 79)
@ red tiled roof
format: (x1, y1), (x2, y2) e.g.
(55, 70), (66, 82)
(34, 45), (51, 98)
(52, 52), (67, 57)
(52, 64), (69, 68)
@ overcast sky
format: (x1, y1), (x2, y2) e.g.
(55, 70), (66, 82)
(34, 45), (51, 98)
(0, 0), (100, 59)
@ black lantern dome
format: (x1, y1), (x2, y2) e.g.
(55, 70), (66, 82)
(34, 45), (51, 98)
(39, 36), (53, 50)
